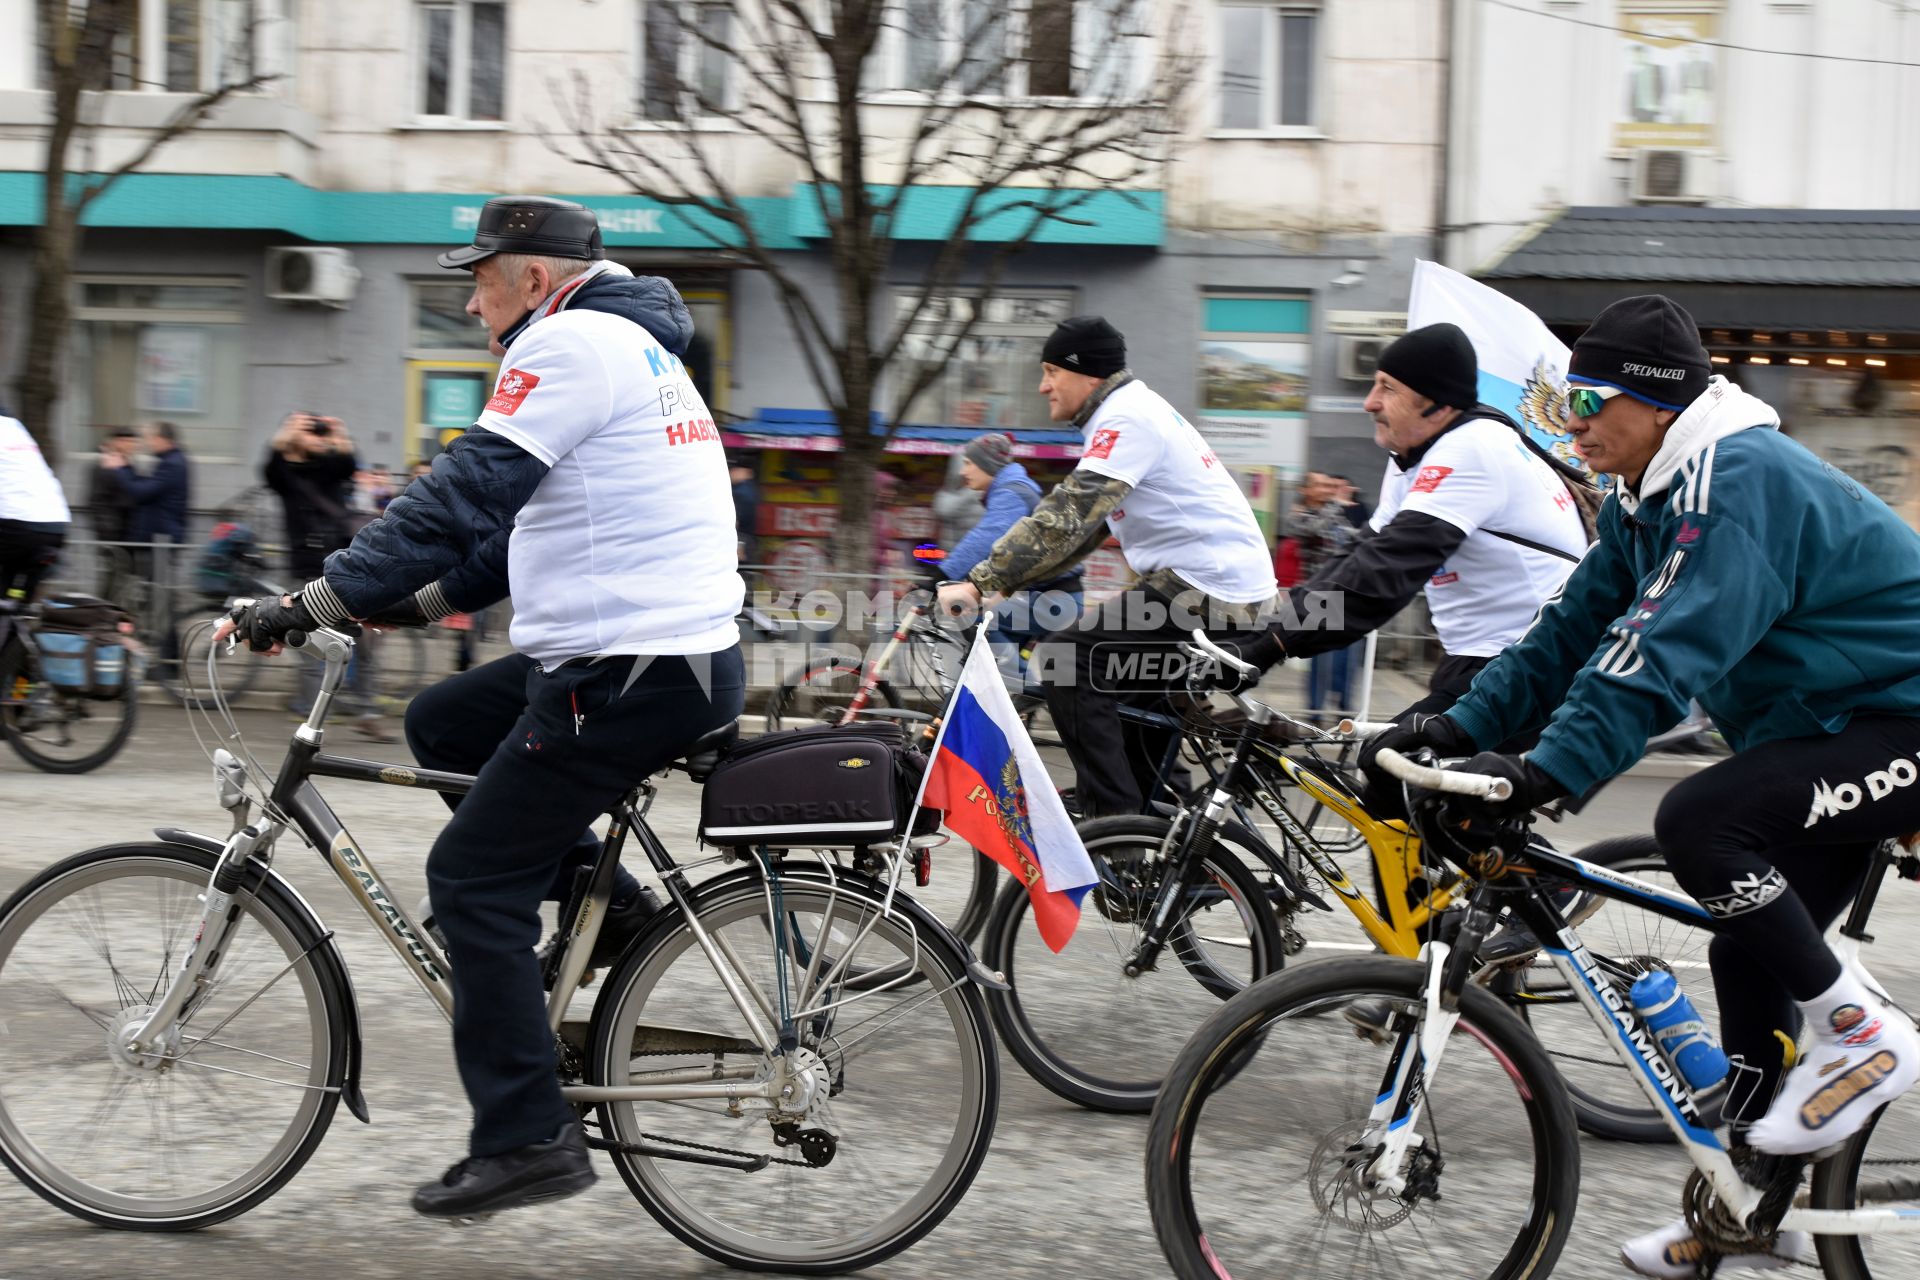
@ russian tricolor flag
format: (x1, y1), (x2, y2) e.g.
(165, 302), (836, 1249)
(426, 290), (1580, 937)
(912, 630), (1097, 952)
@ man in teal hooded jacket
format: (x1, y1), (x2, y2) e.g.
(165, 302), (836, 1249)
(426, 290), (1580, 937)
(1368, 295), (1920, 1278)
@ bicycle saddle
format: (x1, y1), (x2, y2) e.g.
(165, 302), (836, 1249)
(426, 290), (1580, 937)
(675, 722), (740, 782)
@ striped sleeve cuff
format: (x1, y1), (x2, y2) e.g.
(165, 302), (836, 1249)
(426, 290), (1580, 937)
(414, 581), (458, 622)
(300, 576), (355, 628)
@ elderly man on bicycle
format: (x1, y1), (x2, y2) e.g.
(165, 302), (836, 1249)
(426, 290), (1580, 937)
(224, 197), (746, 1221)
(1370, 295), (1920, 1278)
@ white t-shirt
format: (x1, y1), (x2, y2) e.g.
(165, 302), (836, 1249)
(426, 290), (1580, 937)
(1371, 415), (1585, 657)
(1074, 381), (1276, 604)
(0, 417), (70, 524)
(477, 309), (745, 666)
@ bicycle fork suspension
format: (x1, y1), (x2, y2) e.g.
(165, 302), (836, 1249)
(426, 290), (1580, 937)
(1124, 786), (1232, 978)
(1359, 942), (1461, 1196)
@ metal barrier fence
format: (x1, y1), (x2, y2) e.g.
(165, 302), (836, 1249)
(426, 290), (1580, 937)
(31, 545), (1447, 722)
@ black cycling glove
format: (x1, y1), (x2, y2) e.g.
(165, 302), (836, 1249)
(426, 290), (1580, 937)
(1358, 712), (1476, 777)
(232, 593), (319, 653)
(1452, 751), (1567, 821)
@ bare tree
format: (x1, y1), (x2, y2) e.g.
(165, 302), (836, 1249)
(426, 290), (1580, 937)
(552, 0), (1195, 573)
(18, 0), (276, 461)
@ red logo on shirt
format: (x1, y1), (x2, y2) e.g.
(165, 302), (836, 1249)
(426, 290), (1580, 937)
(486, 368), (541, 416)
(1086, 428), (1121, 460)
(1411, 465), (1452, 494)
(1430, 571), (1459, 586)
(1676, 521), (1702, 545)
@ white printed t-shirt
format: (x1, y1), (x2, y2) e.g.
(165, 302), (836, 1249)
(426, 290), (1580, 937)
(0, 417), (70, 524)
(1371, 415), (1585, 657)
(475, 307), (745, 666)
(1074, 381), (1276, 604)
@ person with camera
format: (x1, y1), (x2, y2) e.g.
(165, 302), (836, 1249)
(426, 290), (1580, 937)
(263, 411), (392, 740)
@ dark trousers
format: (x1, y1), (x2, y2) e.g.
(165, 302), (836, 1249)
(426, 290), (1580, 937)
(1035, 587), (1266, 819)
(0, 520), (65, 606)
(404, 647), (745, 1155)
(1655, 716), (1920, 1126)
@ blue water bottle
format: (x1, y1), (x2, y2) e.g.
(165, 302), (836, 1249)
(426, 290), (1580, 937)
(1630, 970), (1729, 1092)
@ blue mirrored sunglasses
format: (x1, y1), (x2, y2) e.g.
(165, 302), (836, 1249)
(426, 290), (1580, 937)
(1567, 385), (1626, 419)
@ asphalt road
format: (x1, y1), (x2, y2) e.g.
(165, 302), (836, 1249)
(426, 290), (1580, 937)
(2, 703), (1917, 1279)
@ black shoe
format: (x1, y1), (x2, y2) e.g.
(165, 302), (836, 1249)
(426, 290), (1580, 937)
(539, 887), (662, 985)
(411, 1121), (596, 1219)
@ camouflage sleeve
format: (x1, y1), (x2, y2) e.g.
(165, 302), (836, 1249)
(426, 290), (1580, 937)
(967, 468), (1132, 596)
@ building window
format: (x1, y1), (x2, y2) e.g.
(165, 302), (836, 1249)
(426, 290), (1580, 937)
(872, 0), (1131, 99)
(38, 0), (281, 92)
(70, 278), (249, 464)
(893, 292), (1075, 429)
(1022, 0), (1139, 99)
(640, 1), (732, 121)
(417, 1), (506, 120)
(411, 282), (492, 354)
(1217, 3), (1317, 130)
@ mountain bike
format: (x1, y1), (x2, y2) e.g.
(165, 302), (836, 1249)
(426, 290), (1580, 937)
(1146, 746), (1920, 1280)
(0, 621), (998, 1273)
(982, 631), (1683, 1128)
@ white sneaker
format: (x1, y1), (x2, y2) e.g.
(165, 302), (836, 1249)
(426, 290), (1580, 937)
(1621, 1218), (1813, 1278)
(1748, 972), (1920, 1156)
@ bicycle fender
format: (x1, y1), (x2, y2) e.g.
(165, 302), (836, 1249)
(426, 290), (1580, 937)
(152, 828), (369, 1123)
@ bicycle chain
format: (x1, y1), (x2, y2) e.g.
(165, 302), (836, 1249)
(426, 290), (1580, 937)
(634, 1129), (817, 1169)
(580, 1047), (828, 1170)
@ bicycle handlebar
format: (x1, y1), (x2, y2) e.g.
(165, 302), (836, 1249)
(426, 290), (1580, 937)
(1338, 718), (1399, 737)
(1373, 748), (1514, 802)
(1183, 628), (1258, 678)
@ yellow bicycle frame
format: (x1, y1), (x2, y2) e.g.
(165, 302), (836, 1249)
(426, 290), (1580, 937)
(1247, 748), (1470, 958)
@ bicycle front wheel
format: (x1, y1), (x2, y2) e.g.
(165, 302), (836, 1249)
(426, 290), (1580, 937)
(981, 814), (1283, 1113)
(588, 873), (997, 1273)
(0, 844), (349, 1229)
(1147, 954), (1578, 1280)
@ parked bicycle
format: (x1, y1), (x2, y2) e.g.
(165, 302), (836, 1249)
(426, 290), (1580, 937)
(0, 594), (141, 773)
(0, 619), (998, 1271)
(1146, 747), (1920, 1280)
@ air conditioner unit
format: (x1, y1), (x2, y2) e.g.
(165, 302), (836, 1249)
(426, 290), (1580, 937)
(1337, 334), (1390, 383)
(265, 247), (361, 307)
(1630, 149), (1713, 204)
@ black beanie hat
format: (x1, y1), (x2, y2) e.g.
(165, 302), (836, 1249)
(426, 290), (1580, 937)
(1568, 295), (1711, 411)
(1375, 323), (1480, 412)
(1042, 315), (1127, 379)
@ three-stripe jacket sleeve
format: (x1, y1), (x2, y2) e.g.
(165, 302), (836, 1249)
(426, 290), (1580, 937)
(1447, 498), (1790, 796)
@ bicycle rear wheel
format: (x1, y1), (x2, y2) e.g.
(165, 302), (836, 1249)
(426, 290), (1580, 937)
(0, 844), (349, 1229)
(1505, 834), (1724, 1142)
(0, 637), (139, 774)
(1808, 1084), (1920, 1280)
(1147, 954), (1578, 1280)
(981, 814), (1283, 1113)
(588, 872), (997, 1273)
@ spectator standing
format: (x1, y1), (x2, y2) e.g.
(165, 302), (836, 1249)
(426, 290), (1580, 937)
(1330, 473), (1372, 529)
(102, 421), (192, 665)
(729, 457), (759, 565)
(1286, 471), (1361, 719)
(87, 427), (139, 601)
(263, 413), (391, 740)
(931, 451), (985, 548)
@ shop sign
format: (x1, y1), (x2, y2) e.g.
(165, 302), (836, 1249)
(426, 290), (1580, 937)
(1196, 415), (1310, 470)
